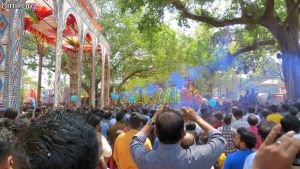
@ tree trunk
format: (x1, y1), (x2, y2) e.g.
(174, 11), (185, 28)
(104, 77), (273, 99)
(67, 51), (78, 108)
(276, 29), (300, 101)
(208, 82), (213, 97)
(36, 40), (45, 105)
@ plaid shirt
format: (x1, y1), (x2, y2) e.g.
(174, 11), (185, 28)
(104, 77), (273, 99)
(218, 125), (237, 155)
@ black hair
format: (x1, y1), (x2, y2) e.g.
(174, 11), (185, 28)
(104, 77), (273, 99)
(247, 115), (258, 126)
(120, 109), (127, 114)
(129, 112), (142, 129)
(156, 109), (184, 144)
(214, 111), (223, 121)
(247, 107), (255, 113)
(14, 118), (30, 134)
(149, 110), (156, 118)
(142, 109), (148, 115)
(233, 109), (243, 118)
(0, 127), (14, 163)
(237, 128), (257, 149)
(141, 115), (148, 126)
(22, 107), (27, 112)
(86, 112), (101, 128)
(103, 111), (112, 120)
(200, 108), (208, 114)
(116, 112), (125, 122)
(281, 104), (289, 111)
(185, 122), (196, 131)
(289, 106), (298, 116)
(231, 107), (239, 114)
(261, 109), (269, 118)
(280, 115), (300, 133)
(4, 108), (18, 120)
(294, 103), (300, 113)
(12, 110), (99, 169)
(270, 105), (278, 113)
(0, 118), (14, 130)
(223, 114), (232, 125)
(94, 110), (104, 119)
(257, 121), (276, 141)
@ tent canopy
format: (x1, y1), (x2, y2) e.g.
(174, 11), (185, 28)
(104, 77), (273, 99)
(24, 0), (102, 53)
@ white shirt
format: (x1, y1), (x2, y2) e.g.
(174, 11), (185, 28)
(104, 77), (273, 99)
(243, 113), (260, 124)
(101, 134), (112, 157)
(243, 152), (256, 169)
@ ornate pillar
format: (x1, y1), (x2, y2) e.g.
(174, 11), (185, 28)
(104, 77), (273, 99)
(77, 29), (84, 108)
(90, 38), (97, 108)
(53, 0), (64, 108)
(1, 0), (25, 111)
(1, 1), (11, 111)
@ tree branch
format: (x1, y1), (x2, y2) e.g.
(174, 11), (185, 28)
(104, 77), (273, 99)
(263, 0), (275, 18)
(171, 0), (259, 27)
(283, 0), (300, 27)
(119, 67), (155, 87)
(23, 63), (55, 72)
(232, 39), (276, 57)
(238, 0), (246, 17)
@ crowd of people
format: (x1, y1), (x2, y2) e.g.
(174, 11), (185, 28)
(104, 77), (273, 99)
(0, 102), (300, 169)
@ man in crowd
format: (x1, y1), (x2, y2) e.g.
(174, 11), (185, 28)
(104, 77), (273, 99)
(11, 110), (99, 169)
(86, 112), (107, 169)
(114, 112), (152, 169)
(109, 111), (126, 144)
(243, 121), (276, 169)
(252, 124), (300, 169)
(280, 114), (300, 134)
(218, 114), (237, 155)
(232, 109), (250, 130)
(248, 115), (261, 149)
(243, 107), (260, 124)
(213, 111), (223, 129)
(267, 105), (283, 124)
(289, 106), (299, 118)
(0, 119), (14, 169)
(3, 108), (18, 120)
(130, 105), (226, 169)
(101, 111), (112, 138)
(281, 104), (290, 116)
(223, 128), (256, 169)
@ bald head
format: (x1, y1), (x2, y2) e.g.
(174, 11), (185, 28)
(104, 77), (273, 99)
(181, 132), (195, 149)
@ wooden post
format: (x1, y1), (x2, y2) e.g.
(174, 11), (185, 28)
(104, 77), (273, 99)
(90, 39), (97, 108)
(77, 29), (84, 108)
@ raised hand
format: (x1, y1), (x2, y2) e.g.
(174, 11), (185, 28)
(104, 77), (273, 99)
(253, 124), (300, 169)
(152, 104), (167, 121)
(181, 107), (199, 122)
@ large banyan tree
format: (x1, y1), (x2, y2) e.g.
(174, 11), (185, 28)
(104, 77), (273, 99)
(117, 0), (300, 101)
